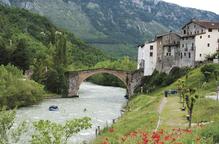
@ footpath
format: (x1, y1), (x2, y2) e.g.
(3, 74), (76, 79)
(155, 96), (188, 130)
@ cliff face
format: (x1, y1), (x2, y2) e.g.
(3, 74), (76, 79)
(1, 0), (219, 57)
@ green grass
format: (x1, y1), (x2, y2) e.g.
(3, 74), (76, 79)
(193, 98), (219, 123)
(93, 63), (219, 143)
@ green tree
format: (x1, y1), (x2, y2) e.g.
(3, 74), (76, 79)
(177, 79), (187, 110)
(45, 32), (68, 96)
(0, 107), (28, 144)
(0, 108), (92, 144)
(0, 39), (10, 65)
(31, 117), (91, 144)
(54, 32), (67, 66)
(201, 64), (217, 82)
(185, 88), (199, 128)
(11, 39), (31, 71)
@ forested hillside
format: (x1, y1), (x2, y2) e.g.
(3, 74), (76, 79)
(0, 5), (107, 69)
(0, 5), (108, 96)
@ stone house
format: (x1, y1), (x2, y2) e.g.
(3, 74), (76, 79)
(137, 19), (219, 76)
(155, 32), (181, 73)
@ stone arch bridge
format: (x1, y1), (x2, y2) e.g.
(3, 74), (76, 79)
(65, 68), (144, 98)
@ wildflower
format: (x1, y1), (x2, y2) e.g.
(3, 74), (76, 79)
(164, 135), (172, 141)
(130, 131), (137, 138)
(108, 128), (114, 133)
(101, 141), (109, 144)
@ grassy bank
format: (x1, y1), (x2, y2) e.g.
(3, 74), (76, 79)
(94, 94), (162, 143)
(94, 63), (219, 143)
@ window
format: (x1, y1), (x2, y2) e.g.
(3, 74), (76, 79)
(200, 36), (202, 39)
(181, 53), (182, 59)
(200, 54), (202, 57)
(150, 45), (153, 50)
(184, 30), (186, 34)
(150, 52), (153, 57)
(194, 25), (196, 28)
(168, 47), (171, 52)
(191, 43), (194, 51)
(207, 43), (210, 47)
(197, 30), (199, 34)
(182, 44), (184, 48)
(189, 52), (191, 58)
(208, 35), (210, 38)
(208, 29), (212, 32)
(201, 29), (204, 33)
(166, 53), (168, 56)
(184, 53), (186, 56)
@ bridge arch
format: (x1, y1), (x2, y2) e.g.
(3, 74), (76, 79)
(66, 68), (144, 98)
(77, 70), (128, 88)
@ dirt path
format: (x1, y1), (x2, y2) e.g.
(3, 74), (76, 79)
(155, 96), (188, 131)
(155, 97), (167, 131)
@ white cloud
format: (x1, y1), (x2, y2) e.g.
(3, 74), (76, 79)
(163, 0), (219, 14)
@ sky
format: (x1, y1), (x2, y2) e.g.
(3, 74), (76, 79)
(163, 0), (219, 14)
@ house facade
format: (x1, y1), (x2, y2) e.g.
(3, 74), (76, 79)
(156, 32), (181, 73)
(137, 41), (157, 76)
(137, 19), (219, 76)
(179, 20), (219, 67)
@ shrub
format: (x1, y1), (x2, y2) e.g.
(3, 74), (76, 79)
(0, 65), (45, 108)
(201, 64), (219, 82)
(201, 122), (219, 143)
(141, 67), (189, 93)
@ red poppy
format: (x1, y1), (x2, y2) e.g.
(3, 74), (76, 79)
(108, 128), (114, 133)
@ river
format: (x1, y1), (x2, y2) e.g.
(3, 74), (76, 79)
(16, 82), (127, 143)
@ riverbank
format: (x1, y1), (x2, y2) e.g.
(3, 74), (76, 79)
(94, 63), (219, 143)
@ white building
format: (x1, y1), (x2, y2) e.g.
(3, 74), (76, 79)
(137, 41), (157, 76)
(180, 20), (219, 67)
(137, 44), (145, 69)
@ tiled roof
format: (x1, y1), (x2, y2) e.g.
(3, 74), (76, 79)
(156, 32), (181, 38)
(182, 19), (219, 29)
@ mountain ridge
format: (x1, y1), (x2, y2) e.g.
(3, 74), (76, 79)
(1, 0), (219, 57)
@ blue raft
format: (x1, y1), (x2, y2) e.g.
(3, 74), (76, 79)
(49, 105), (59, 111)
